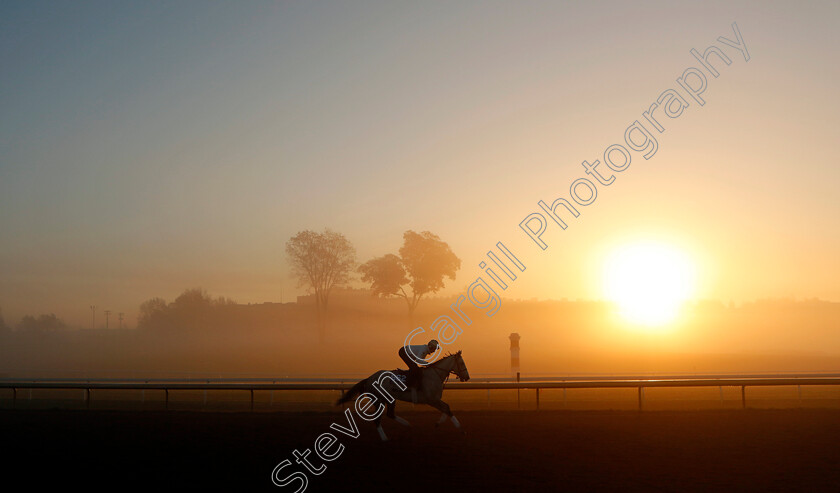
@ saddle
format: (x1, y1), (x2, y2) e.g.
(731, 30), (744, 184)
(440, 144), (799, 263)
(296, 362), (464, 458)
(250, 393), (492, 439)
(392, 368), (409, 385)
(393, 368), (425, 390)
(392, 368), (421, 404)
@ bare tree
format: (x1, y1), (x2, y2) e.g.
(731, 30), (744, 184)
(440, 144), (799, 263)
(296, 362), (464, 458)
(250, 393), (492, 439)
(359, 230), (460, 319)
(285, 229), (356, 341)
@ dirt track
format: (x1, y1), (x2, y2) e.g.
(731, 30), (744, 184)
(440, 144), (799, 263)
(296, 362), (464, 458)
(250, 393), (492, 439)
(4, 409), (839, 491)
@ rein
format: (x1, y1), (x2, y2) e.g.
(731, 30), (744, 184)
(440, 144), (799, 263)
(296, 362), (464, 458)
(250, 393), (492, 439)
(427, 355), (463, 383)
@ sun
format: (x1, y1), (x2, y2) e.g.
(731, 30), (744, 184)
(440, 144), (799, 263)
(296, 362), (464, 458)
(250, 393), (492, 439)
(602, 241), (696, 327)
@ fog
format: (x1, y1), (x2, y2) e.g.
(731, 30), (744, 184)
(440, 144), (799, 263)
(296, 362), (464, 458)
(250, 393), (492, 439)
(1, 291), (837, 379)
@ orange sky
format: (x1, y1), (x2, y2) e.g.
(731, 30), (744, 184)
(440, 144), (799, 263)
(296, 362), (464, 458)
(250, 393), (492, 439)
(1, 2), (838, 326)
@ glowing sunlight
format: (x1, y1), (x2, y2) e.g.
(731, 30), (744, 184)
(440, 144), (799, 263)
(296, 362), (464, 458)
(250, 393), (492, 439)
(602, 241), (696, 328)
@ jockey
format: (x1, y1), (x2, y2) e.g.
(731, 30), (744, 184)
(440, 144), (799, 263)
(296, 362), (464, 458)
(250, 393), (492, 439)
(399, 339), (439, 391)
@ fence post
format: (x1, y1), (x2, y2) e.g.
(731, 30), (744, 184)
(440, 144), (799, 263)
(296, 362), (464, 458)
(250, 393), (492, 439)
(516, 372), (521, 410)
(165, 389), (169, 410)
(536, 388), (540, 411)
(638, 387), (644, 411)
(250, 389), (254, 412)
(741, 385), (746, 409)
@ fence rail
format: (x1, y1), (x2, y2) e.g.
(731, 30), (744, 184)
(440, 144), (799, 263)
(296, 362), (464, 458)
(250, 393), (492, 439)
(2, 376), (840, 411)
(3, 372), (840, 383)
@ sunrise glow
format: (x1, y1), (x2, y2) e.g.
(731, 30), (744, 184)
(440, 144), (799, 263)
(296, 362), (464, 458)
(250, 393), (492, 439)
(602, 241), (696, 327)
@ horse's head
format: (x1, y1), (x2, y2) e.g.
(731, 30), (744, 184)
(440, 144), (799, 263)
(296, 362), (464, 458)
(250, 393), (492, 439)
(453, 350), (470, 382)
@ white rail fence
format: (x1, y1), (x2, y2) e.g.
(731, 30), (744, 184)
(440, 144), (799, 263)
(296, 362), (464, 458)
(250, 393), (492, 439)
(2, 375), (840, 411)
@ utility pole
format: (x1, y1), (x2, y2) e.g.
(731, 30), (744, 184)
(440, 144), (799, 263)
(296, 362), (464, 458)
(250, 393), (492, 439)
(104, 310), (111, 330)
(118, 313), (124, 329)
(90, 305), (96, 330)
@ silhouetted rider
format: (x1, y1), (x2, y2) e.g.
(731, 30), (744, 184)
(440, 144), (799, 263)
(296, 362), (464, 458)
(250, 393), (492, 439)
(399, 339), (439, 390)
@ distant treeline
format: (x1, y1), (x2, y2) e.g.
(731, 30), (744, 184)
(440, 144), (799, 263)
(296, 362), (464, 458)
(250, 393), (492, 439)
(0, 306), (65, 334)
(2, 292), (838, 339)
(137, 288), (238, 331)
(0, 294), (838, 377)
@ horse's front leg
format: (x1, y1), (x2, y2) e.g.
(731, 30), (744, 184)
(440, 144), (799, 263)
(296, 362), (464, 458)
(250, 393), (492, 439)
(429, 399), (463, 433)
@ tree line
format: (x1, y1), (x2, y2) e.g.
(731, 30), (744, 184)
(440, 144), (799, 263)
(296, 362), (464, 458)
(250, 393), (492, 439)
(0, 305), (67, 334)
(132, 228), (459, 337)
(0, 228), (460, 339)
(137, 288), (237, 331)
(285, 229), (460, 341)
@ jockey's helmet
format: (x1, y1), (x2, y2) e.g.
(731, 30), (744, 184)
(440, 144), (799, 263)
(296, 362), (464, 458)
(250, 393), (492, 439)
(428, 339), (439, 351)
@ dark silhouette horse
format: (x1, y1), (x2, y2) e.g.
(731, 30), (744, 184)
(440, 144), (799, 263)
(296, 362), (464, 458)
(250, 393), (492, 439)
(337, 351), (470, 440)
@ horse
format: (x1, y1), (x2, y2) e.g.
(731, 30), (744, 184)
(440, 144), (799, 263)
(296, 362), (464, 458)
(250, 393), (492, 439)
(336, 350), (470, 441)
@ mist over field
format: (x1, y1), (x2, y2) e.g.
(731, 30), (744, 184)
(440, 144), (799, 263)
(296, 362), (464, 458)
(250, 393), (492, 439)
(2, 292), (837, 378)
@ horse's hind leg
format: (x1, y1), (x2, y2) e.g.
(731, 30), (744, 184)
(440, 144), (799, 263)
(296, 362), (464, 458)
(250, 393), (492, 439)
(450, 414), (462, 432)
(374, 414), (388, 441)
(387, 402), (411, 427)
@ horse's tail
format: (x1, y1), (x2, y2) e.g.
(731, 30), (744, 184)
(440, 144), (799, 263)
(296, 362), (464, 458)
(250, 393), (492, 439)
(336, 378), (367, 406)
